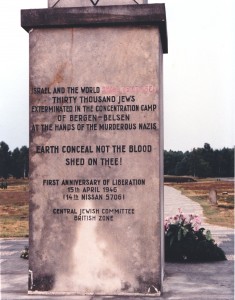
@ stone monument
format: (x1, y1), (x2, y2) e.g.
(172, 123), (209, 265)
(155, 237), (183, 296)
(21, 0), (168, 296)
(209, 189), (217, 206)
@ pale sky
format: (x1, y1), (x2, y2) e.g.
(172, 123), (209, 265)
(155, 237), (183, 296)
(0, 0), (234, 152)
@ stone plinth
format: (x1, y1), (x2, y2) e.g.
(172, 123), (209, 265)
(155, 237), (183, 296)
(21, 3), (167, 297)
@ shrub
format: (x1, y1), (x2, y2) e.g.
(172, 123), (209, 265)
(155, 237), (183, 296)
(20, 246), (29, 259)
(165, 209), (226, 262)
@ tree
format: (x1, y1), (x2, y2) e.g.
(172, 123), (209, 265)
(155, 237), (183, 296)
(11, 148), (21, 178)
(219, 148), (234, 177)
(164, 143), (234, 178)
(164, 150), (184, 175)
(0, 141), (11, 178)
(188, 146), (213, 178)
(10, 146), (29, 178)
(175, 152), (190, 176)
(20, 146), (29, 178)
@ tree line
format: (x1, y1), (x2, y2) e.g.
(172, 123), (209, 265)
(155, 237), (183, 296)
(0, 141), (29, 179)
(0, 141), (233, 179)
(164, 143), (234, 178)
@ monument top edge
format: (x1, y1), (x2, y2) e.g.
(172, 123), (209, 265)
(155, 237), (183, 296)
(21, 3), (168, 53)
(48, 0), (148, 8)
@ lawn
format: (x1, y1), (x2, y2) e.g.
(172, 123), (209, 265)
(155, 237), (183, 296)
(166, 179), (234, 228)
(0, 179), (29, 237)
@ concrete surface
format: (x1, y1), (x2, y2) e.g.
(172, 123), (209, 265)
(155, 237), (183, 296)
(0, 186), (234, 299)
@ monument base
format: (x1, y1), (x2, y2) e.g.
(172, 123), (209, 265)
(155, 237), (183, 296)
(28, 291), (161, 297)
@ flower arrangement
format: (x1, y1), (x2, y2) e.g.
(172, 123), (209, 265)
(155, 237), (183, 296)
(165, 209), (226, 262)
(20, 246), (29, 259)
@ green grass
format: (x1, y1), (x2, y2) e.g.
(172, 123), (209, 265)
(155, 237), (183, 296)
(171, 180), (234, 228)
(0, 216), (28, 237)
(189, 195), (233, 228)
(0, 181), (29, 238)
